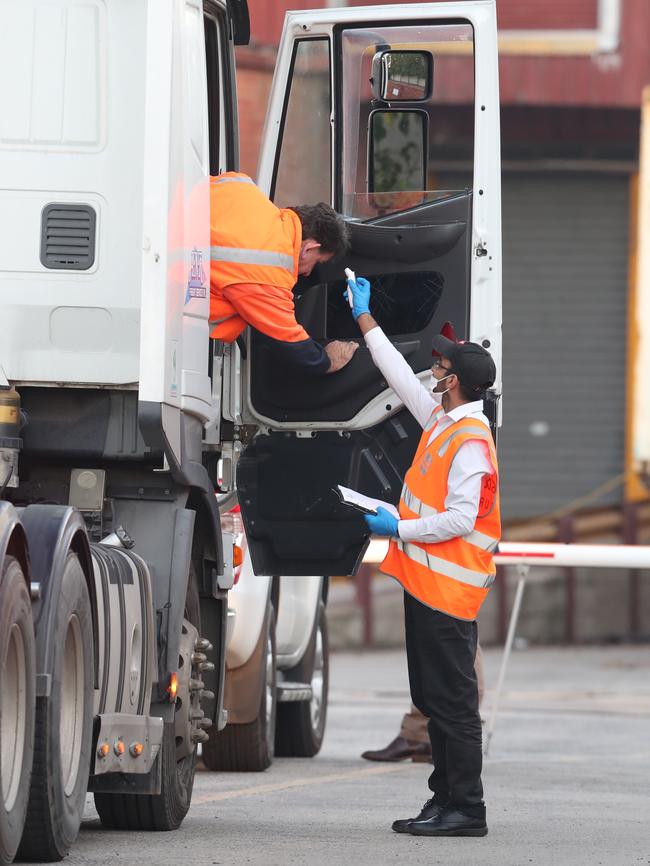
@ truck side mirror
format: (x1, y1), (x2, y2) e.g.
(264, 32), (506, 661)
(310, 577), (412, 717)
(370, 50), (433, 102)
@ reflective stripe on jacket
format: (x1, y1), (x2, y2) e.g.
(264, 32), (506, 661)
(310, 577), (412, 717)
(209, 172), (302, 341)
(380, 411), (501, 621)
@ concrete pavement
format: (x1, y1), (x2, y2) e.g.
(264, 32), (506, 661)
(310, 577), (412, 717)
(35, 645), (650, 866)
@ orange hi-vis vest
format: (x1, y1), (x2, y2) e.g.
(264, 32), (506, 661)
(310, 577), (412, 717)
(209, 173), (302, 341)
(381, 405), (501, 621)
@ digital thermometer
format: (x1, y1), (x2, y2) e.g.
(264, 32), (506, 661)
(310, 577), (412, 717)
(344, 267), (355, 308)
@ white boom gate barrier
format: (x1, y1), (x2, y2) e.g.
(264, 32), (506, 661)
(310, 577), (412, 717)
(484, 542), (650, 755)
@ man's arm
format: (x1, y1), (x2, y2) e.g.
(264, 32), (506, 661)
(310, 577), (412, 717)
(255, 333), (357, 375)
(356, 312), (436, 429)
(224, 283), (357, 375)
(355, 311), (379, 338)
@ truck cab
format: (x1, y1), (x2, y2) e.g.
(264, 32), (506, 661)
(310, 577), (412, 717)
(0, 1), (500, 862)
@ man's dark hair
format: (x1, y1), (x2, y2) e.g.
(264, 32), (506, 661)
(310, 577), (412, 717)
(457, 381), (487, 403)
(288, 203), (350, 258)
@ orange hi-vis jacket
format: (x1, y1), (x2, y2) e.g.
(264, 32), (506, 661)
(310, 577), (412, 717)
(209, 172), (306, 343)
(381, 405), (501, 621)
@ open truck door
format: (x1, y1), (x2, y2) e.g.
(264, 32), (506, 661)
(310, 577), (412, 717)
(237, 1), (502, 576)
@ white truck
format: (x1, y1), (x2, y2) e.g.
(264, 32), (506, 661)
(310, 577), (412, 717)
(0, 0), (501, 862)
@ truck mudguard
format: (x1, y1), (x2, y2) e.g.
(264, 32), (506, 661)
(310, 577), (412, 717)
(0, 500), (29, 580)
(19, 505), (95, 695)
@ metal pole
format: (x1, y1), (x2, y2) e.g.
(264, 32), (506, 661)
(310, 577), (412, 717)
(355, 564), (373, 648)
(496, 564), (508, 645)
(557, 515), (577, 644)
(622, 501), (640, 638)
(484, 564), (528, 757)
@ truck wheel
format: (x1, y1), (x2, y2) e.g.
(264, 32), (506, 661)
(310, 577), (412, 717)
(18, 552), (93, 862)
(0, 556), (35, 866)
(202, 606), (276, 772)
(94, 563), (203, 831)
(275, 601), (329, 758)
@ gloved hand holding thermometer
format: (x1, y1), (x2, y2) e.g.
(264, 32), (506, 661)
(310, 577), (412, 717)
(344, 268), (371, 320)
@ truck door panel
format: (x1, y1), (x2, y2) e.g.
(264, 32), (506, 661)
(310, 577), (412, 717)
(237, 411), (422, 576)
(240, 3), (500, 576)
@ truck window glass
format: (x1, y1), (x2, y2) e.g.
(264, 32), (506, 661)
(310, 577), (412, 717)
(273, 39), (331, 207)
(369, 110), (427, 193)
(326, 271), (444, 339)
(204, 11), (229, 174)
(339, 23), (474, 220)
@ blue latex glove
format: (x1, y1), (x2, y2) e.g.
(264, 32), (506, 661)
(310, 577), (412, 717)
(364, 506), (399, 537)
(345, 276), (371, 320)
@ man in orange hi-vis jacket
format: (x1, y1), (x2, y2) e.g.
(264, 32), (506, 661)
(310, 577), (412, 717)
(346, 274), (499, 839)
(209, 172), (358, 374)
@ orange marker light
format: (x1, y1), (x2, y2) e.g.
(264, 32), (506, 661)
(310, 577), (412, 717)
(114, 740), (125, 756)
(97, 742), (110, 758)
(167, 672), (178, 701)
(130, 742), (144, 757)
(233, 544), (243, 567)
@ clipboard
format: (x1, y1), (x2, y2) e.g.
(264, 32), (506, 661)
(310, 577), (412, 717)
(333, 485), (399, 519)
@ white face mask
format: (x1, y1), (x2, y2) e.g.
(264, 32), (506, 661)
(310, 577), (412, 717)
(430, 372), (452, 404)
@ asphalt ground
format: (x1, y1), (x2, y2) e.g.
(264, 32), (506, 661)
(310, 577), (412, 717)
(28, 645), (650, 866)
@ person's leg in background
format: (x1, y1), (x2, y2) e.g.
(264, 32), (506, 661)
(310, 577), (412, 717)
(361, 703), (431, 762)
(362, 640), (485, 762)
(362, 592), (431, 763)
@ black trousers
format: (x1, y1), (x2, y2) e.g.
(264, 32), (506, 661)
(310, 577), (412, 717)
(403, 591), (485, 818)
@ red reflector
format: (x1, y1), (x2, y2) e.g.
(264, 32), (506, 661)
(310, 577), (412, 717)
(432, 321), (460, 356)
(167, 672), (178, 701)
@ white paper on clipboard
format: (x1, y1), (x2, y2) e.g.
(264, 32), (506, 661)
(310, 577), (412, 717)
(334, 485), (399, 519)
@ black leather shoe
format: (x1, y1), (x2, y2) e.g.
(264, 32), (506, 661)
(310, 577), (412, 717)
(408, 806), (488, 837)
(361, 736), (432, 763)
(392, 797), (446, 834)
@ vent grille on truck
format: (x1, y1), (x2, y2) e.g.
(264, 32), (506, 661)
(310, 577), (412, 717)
(40, 203), (97, 270)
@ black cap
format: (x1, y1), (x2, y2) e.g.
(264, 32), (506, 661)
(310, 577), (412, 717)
(431, 335), (496, 393)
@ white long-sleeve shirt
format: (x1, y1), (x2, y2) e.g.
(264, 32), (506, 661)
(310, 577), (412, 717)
(364, 327), (494, 544)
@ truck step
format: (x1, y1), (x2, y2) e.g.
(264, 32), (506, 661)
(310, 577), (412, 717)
(277, 682), (313, 703)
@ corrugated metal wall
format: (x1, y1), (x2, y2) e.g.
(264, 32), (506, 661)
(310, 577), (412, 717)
(498, 172), (630, 520)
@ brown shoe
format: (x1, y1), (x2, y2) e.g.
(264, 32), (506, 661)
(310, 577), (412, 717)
(361, 735), (431, 763)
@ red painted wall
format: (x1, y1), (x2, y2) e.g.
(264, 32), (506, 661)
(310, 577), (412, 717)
(343, 0), (599, 29)
(249, 0), (599, 46)
(243, 0), (650, 109)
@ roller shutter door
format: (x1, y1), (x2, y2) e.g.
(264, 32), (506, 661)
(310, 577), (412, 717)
(499, 172), (630, 520)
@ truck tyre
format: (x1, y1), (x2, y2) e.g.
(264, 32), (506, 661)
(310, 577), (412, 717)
(275, 601), (329, 758)
(202, 606), (276, 772)
(18, 552), (93, 862)
(94, 563), (202, 831)
(0, 556), (35, 866)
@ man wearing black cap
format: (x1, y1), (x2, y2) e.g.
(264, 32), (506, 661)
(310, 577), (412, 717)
(346, 275), (500, 838)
